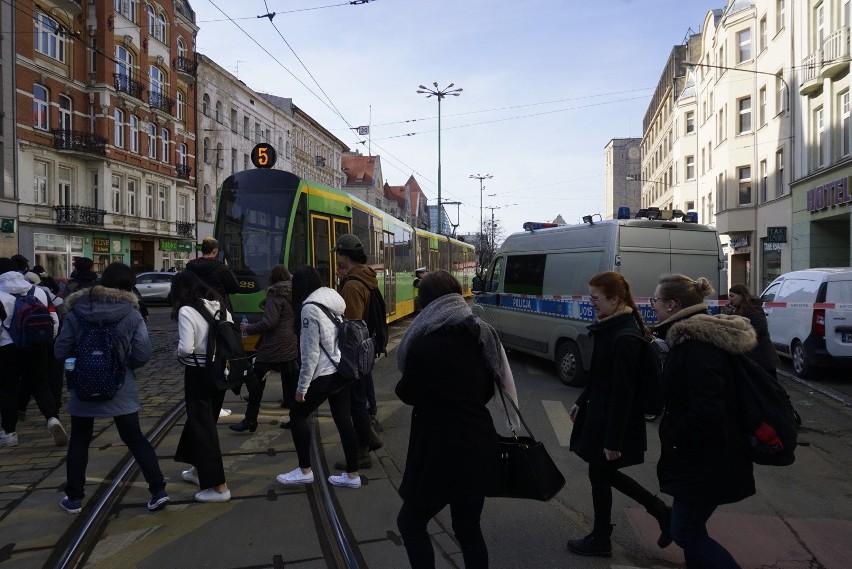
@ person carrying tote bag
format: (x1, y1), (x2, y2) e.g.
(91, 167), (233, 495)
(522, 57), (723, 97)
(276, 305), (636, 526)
(395, 269), (519, 569)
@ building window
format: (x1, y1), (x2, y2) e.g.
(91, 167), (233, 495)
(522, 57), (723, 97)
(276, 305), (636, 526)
(115, 0), (138, 22)
(127, 179), (137, 216)
(147, 123), (157, 159)
(204, 184), (212, 215)
(738, 166), (752, 206)
(178, 194), (187, 222)
(760, 159), (768, 202)
(150, 65), (165, 98)
(777, 0), (785, 33)
(203, 137), (210, 163)
(718, 106), (726, 141)
(145, 183), (154, 218)
(178, 142), (187, 166)
(842, 91), (851, 158)
(157, 13), (167, 42)
(759, 87), (767, 127)
(738, 97), (752, 133)
(244, 153), (249, 170)
(59, 95), (72, 132)
(58, 166), (72, 206)
(815, 4), (825, 48)
(146, 4), (155, 35)
(130, 115), (139, 153)
(775, 148), (784, 197)
(161, 128), (169, 163)
(117, 45), (136, 80)
(759, 16), (767, 52)
(34, 13), (66, 62)
(685, 111), (695, 134)
(34, 161), (48, 204)
(114, 108), (125, 148)
(255, 122), (261, 143)
(215, 101), (223, 123)
(33, 85), (49, 130)
(158, 186), (167, 220)
(202, 93), (210, 116)
(243, 116), (250, 138)
(776, 72), (786, 114)
(177, 91), (185, 122)
(230, 148), (236, 172)
(112, 175), (122, 213)
(230, 109), (237, 132)
(686, 155), (695, 180)
(816, 107), (826, 167)
(737, 29), (752, 63)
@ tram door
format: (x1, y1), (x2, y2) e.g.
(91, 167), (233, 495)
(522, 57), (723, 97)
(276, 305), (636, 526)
(383, 231), (396, 316)
(332, 219), (350, 286)
(310, 215), (333, 288)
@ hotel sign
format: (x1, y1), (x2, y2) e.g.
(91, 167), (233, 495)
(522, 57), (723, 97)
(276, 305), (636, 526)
(807, 176), (852, 213)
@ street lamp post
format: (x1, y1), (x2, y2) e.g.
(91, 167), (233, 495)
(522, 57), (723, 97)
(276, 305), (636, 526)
(417, 82), (463, 235)
(470, 173), (492, 275)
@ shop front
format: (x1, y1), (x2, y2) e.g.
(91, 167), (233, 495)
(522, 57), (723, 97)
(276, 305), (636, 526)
(791, 171), (852, 269)
(159, 239), (194, 271)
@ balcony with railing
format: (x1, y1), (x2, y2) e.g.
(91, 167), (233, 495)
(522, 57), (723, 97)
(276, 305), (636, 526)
(149, 91), (175, 115)
(55, 0), (82, 16)
(176, 221), (195, 238)
(54, 205), (105, 227)
(176, 55), (197, 79)
(800, 51), (822, 95)
(52, 130), (107, 156)
(176, 164), (191, 180)
(822, 27), (850, 78)
(113, 73), (145, 99)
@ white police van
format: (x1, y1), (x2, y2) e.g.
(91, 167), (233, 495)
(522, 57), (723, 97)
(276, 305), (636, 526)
(760, 268), (852, 378)
(472, 216), (722, 386)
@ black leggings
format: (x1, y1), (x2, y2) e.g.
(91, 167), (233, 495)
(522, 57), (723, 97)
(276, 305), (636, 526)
(589, 460), (658, 529)
(397, 496), (488, 569)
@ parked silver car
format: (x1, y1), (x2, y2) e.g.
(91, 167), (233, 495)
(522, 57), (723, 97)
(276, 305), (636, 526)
(135, 272), (176, 303)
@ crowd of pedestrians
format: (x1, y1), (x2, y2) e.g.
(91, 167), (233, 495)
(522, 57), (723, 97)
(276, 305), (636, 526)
(0, 240), (785, 569)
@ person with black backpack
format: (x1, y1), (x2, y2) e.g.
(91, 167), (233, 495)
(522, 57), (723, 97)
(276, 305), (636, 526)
(276, 266), (361, 490)
(64, 257), (99, 297)
(331, 234), (387, 470)
(54, 262), (168, 514)
(566, 271), (672, 558)
(0, 257), (65, 448)
(651, 274), (755, 569)
(170, 271), (233, 503)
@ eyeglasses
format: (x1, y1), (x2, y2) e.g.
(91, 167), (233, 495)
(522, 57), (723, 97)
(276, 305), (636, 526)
(649, 297), (671, 304)
(588, 295), (607, 302)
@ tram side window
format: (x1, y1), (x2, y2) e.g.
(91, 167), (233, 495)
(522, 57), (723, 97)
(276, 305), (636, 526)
(352, 207), (375, 262)
(290, 194), (308, 270)
(504, 254), (546, 295)
(416, 235), (429, 269)
(395, 228), (412, 273)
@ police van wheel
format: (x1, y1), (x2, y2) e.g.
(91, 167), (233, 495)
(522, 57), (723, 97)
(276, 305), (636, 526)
(791, 341), (813, 379)
(556, 341), (586, 387)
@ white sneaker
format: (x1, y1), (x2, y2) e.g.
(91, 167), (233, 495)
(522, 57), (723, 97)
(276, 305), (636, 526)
(276, 467), (314, 485)
(47, 417), (68, 446)
(181, 468), (200, 486)
(195, 488), (231, 503)
(218, 408), (232, 418)
(328, 473), (361, 488)
(0, 430), (19, 447)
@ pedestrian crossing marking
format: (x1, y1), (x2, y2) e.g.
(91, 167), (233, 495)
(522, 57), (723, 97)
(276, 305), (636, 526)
(542, 400), (572, 446)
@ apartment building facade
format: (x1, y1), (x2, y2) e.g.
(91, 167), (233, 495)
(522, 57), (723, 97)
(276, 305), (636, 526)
(14, 0), (199, 275)
(791, 0), (852, 269)
(0, 0), (16, 257)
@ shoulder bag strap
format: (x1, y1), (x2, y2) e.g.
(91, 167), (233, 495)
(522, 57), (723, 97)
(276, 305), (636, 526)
(304, 301), (339, 370)
(494, 375), (536, 441)
(190, 304), (217, 366)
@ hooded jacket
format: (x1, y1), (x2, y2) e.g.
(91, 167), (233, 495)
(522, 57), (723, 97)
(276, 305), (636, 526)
(245, 280), (298, 363)
(185, 257), (240, 305)
(654, 303), (757, 505)
(340, 263), (378, 321)
(0, 270), (59, 346)
(65, 270), (99, 295)
(297, 287), (345, 394)
(54, 286), (152, 417)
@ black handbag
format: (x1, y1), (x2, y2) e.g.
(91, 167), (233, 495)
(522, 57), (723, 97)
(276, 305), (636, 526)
(489, 383), (566, 501)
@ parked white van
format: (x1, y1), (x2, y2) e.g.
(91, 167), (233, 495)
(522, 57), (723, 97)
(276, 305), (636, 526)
(759, 268), (852, 378)
(472, 219), (723, 386)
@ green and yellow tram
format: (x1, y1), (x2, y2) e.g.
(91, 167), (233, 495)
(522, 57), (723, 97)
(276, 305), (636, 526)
(213, 167), (476, 326)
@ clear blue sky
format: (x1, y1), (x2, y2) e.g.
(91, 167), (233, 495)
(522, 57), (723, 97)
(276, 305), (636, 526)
(192, 0), (720, 239)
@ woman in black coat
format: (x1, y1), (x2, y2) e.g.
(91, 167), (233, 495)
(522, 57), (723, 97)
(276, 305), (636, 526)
(652, 274), (756, 569)
(567, 271), (671, 557)
(726, 283), (781, 377)
(395, 270), (518, 569)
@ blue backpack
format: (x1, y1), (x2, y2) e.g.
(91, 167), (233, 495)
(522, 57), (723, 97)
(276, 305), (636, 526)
(3, 286), (54, 350)
(66, 308), (126, 401)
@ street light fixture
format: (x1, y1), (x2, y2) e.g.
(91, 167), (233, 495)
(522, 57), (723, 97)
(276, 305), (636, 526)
(442, 200), (463, 237)
(470, 173), (492, 274)
(417, 82), (463, 234)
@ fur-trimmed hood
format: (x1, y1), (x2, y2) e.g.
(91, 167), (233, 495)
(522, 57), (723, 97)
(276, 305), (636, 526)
(662, 303), (757, 355)
(64, 285), (139, 323)
(266, 279), (292, 300)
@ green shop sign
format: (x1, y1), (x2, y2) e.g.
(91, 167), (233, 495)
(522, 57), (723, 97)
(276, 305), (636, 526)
(0, 219), (15, 233)
(159, 240), (193, 252)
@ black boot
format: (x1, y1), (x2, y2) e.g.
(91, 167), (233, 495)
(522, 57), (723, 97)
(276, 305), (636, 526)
(229, 419), (258, 433)
(566, 525), (613, 557)
(647, 497), (673, 548)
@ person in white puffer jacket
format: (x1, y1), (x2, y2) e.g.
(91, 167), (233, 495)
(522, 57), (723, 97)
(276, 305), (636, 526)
(276, 266), (362, 490)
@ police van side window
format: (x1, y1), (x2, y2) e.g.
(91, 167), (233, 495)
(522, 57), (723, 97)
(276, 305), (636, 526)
(761, 282), (781, 302)
(504, 254), (546, 295)
(487, 257), (504, 293)
(776, 278), (820, 302)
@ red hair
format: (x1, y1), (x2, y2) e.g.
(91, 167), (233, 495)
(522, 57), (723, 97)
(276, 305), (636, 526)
(588, 271), (646, 333)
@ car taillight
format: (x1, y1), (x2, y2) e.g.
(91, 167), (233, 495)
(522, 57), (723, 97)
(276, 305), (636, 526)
(812, 308), (825, 337)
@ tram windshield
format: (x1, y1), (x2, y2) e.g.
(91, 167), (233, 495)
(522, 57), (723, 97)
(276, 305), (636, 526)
(214, 170), (299, 291)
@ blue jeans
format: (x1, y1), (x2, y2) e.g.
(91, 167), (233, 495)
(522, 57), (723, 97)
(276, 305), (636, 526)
(671, 499), (742, 569)
(66, 413), (165, 501)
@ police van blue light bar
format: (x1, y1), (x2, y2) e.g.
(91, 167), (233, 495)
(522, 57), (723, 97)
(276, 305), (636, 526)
(523, 222), (560, 231)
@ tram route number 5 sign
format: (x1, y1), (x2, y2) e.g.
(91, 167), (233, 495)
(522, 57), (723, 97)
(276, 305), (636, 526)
(251, 143), (277, 169)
